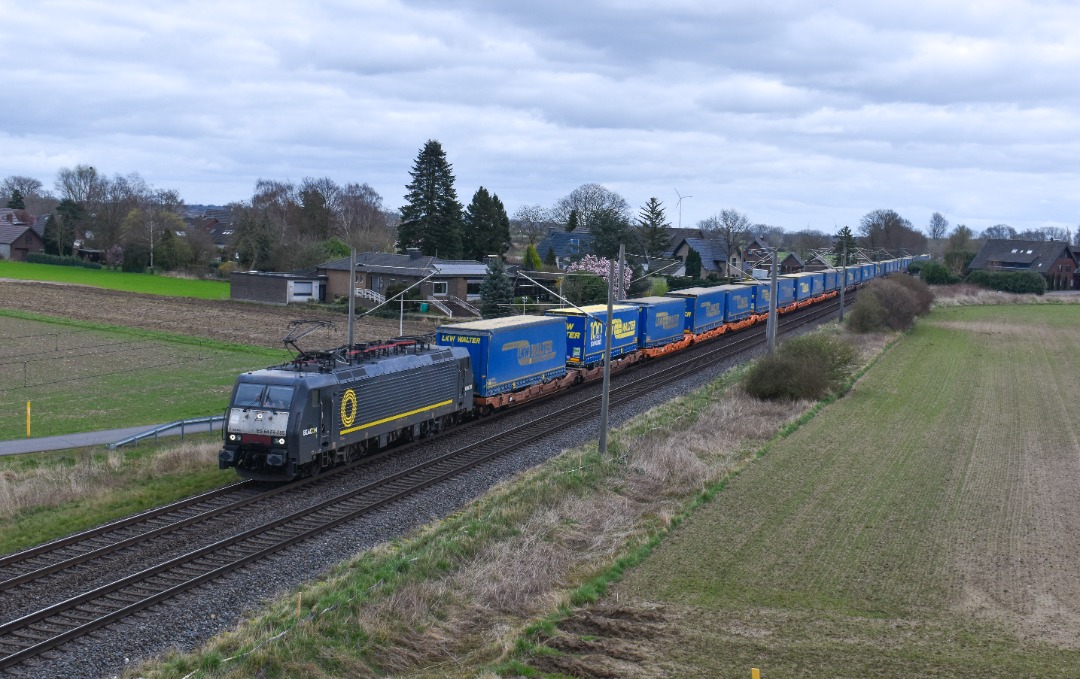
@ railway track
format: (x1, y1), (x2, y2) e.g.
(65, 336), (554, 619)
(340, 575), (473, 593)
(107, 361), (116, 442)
(0, 297), (845, 671)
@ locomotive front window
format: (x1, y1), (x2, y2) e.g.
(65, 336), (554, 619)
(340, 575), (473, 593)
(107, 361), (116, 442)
(234, 383), (264, 408)
(264, 386), (294, 410)
(233, 384), (295, 409)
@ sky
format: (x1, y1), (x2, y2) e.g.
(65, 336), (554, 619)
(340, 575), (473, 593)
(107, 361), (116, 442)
(3, 0), (1080, 234)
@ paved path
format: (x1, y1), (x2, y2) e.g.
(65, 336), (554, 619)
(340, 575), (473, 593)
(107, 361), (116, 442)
(0, 420), (221, 456)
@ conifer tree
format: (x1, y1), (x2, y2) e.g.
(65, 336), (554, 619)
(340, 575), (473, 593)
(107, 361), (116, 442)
(524, 243), (543, 270)
(685, 247), (702, 278)
(566, 209), (580, 232)
(636, 197), (671, 257)
(462, 186), (511, 261)
(544, 246), (557, 267)
(479, 256), (514, 317)
(6, 189), (25, 210)
(833, 226), (858, 265)
(399, 140), (464, 258)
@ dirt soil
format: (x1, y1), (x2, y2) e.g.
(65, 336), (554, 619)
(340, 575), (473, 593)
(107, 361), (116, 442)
(0, 279), (441, 349)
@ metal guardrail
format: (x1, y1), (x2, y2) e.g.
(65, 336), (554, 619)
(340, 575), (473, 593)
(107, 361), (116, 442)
(108, 415), (224, 449)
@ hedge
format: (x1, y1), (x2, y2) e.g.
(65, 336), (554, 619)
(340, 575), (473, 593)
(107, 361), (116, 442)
(965, 270), (1046, 295)
(24, 253), (103, 269)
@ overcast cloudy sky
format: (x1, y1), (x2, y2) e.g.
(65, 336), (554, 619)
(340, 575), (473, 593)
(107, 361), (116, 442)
(3, 0), (1079, 233)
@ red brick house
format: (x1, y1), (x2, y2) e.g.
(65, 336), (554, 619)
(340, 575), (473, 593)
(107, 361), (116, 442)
(968, 239), (1079, 290)
(0, 209), (45, 261)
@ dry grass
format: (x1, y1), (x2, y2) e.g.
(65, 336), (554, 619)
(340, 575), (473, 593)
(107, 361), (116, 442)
(0, 441), (220, 519)
(133, 325), (898, 679)
(932, 283), (1080, 307)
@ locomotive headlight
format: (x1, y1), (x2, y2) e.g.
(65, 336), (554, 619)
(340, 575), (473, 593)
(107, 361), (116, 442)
(277, 437), (286, 446)
(228, 433), (238, 442)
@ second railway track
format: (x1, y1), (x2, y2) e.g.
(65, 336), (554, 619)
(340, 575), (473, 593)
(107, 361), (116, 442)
(0, 297), (847, 673)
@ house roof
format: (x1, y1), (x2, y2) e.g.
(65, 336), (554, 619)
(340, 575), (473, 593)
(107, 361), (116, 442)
(780, 252), (804, 266)
(969, 239), (1076, 273)
(661, 228), (704, 258)
(319, 252), (487, 278)
(535, 231), (594, 259)
(0, 223), (35, 245)
(676, 237), (731, 270)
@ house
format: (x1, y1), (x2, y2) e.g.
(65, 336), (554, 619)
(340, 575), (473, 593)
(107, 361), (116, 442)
(671, 237), (743, 277)
(534, 231), (594, 269)
(660, 228), (704, 259)
(230, 269), (327, 305)
(317, 249), (488, 317)
(0, 209), (45, 261)
(968, 239), (1079, 290)
(779, 252), (804, 274)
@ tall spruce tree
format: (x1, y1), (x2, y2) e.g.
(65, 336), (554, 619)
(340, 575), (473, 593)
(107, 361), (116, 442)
(6, 190), (25, 210)
(398, 140), (464, 258)
(589, 207), (630, 259)
(479, 257), (514, 317)
(636, 197), (670, 257)
(462, 186), (511, 261)
(833, 226), (858, 265)
(685, 247), (702, 278)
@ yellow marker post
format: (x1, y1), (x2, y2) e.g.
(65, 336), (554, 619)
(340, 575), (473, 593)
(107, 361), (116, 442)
(26, 401), (31, 438)
(752, 669), (760, 679)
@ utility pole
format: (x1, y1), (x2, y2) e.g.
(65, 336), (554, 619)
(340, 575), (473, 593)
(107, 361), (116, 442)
(616, 243), (626, 300)
(766, 248), (778, 354)
(839, 243), (847, 322)
(599, 258), (615, 455)
(347, 249), (356, 356)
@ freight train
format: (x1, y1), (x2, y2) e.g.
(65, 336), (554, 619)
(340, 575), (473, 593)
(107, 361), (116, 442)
(219, 258), (912, 480)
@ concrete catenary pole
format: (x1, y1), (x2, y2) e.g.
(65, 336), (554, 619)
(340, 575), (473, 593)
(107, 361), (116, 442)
(839, 243), (847, 322)
(599, 258), (616, 455)
(347, 249), (356, 357)
(766, 248), (779, 354)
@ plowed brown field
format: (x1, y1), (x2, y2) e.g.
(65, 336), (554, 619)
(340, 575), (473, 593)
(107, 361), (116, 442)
(0, 279), (439, 349)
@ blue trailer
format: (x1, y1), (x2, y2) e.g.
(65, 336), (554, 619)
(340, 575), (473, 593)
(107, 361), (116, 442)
(546, 304), (639, 365)
(436, 316), (567, 398)
(775, 277), (797, 306)
(783, 272), (824, 300)
(736, 281), (771, 313)
(622, 296), (687, 348)
(861, 263), (875, 281)
(711, 284), (755, 321)
(666, 287), (729, 334)
(823, 269), (839, 292)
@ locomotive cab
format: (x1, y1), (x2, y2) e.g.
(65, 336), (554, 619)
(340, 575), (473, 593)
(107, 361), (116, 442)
(219, 371), (334, 480)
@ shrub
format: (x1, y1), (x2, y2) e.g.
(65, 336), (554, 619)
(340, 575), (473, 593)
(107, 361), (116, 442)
(24, 253), (102, 269)
(865, 279), (918, 331)
(846, 292), (889, 333)
(965, 270), (1046, 295)
(886, 275), (934, 315)
(648, 277), (669, 296)
(919, 261), (955, 285)
(743, 334), (857, 401)
(907, 260), (924, 275)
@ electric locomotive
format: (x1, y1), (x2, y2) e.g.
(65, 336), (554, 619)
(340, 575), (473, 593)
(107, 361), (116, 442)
(219, 337), (473, 480)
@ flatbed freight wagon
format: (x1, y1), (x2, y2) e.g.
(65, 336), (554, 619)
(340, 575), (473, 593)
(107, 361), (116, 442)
(437, 316), (567, 398)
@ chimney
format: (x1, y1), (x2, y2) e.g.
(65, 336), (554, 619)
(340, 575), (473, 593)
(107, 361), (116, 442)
(407, 247), (422, 260)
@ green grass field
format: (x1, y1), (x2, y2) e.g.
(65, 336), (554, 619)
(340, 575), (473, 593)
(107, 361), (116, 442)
(0, 261), (229, 299)
(0, 313), (289, 439)
(611, 304), (1080, 677)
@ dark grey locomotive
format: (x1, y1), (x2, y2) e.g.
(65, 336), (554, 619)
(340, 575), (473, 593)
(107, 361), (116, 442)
(219, 339), (473, 480)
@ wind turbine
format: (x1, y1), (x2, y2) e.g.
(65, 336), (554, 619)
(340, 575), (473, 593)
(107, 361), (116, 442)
(674, 188), (692, 229)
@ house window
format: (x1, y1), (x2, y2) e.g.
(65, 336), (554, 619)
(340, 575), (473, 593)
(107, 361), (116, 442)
(432, 281), (448, 296)
(569, 238), (580, 254)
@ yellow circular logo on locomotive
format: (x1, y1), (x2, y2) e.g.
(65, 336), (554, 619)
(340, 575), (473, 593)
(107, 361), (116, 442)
(340, 388), (358, 427)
